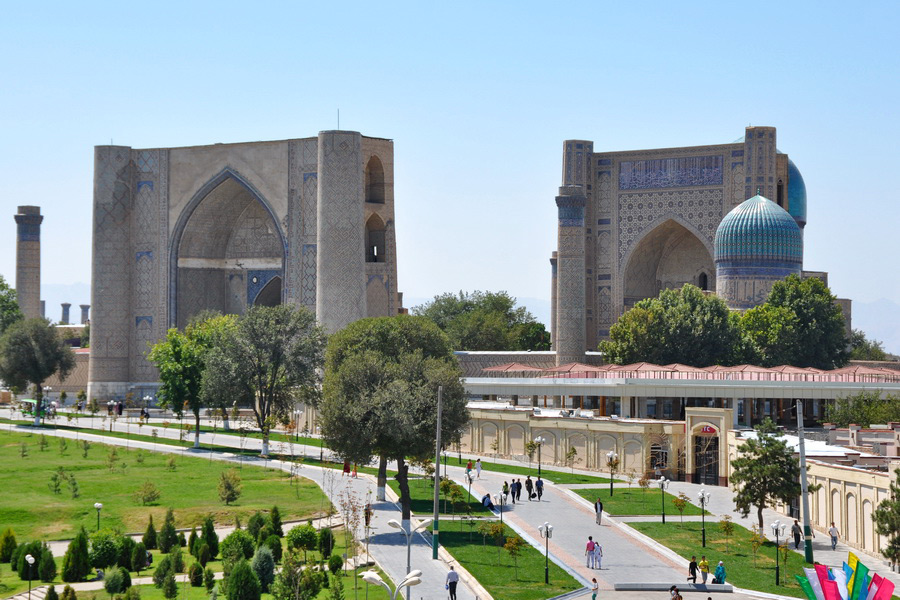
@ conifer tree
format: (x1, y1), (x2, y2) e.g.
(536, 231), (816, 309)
(158, 508), (177, 553)
(201, 516), (219, 559)
(62, 528), (91, 582)
(874, 468), (900, 566)
(142, 516), (157, 550)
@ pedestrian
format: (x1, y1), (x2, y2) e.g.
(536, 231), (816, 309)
(791, 519), (802, 549)
(466, 459), (473, 478)
(351, 464), (358, 478)
(585, 536), (596, 568)
(342, 460), (351, 476)
(475, 458), (482, 478)
(698, 555), (709, 584)
(525, 476), (534, 500)
(590, 578), (599, 600)
(829, 522), (840, 550)
(713, 560), (726, 584)
(536, 477), (544, 501)
(481, 494), (494, 510)
(594, 497), (604, 525)
(446, 565), (459, 600)
(364, 503), (372, 528)
(510, 479), (517, 504)
(515, 479), (522, 502)
(502, 481), (510, 502)
(593, 540), (603, 569)
(687, 555), (698, 583)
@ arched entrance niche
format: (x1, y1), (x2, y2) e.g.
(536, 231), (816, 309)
(623, 219), (714, 307)
(171, 170), (286, 328)
(365, 215), (386, 263)
(365, 156), (385, 203)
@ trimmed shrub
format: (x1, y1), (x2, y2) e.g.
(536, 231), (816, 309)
(62, 528), (91, 582)
(116, 536), (136, 570)
(0, 528), (17, 563)
(221, 530), (254, 561)
(250, 547), (275, 593)
(188, 562), (203, 587)
(204, 567), (215, 591)
(318, 528), (334, 559)
(158, 508), (177, 553)
(198, 543), (210, 568)
(16, 540), (43, 580)
(170, 546), (185, 573)
(327, 554), (343, 576)
(60, 585), (78, 600)
(162, 571), (177, 600)
(118, 567), (132, 589)
(247, 512), (265, 541)
(89, 531), (119, 569)
(104, 569), (125, 597)
(270, 506), (283, 537)
(227, 559), (261, 600)
(264, 535), (282, 563)
(123, 587), (140, 600)
(142, 516), (157, 550)
(45, 585), (59, 600)
(201, 516), (218, 559)
(39, 545), (57, 582)
(177, 532), (187, 548)
(130, 543), (147, 575)
(188, 528), (198, 557)
(152, 555), (173, 588)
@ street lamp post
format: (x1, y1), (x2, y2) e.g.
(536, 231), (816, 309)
(388, 518), (432, 600)
(657, 477), (669, 523)
(94, 502), (103, 531)
(361, 570), (421, 600)
(538, 522), (553, 584)
(698, 489), (711, 547)
(493, 493), (506, 526)
(534, 436), (545, 478)
(25, 554), (35, 600)
(771, 520), (786, 586)
(606, 451), (618, 497)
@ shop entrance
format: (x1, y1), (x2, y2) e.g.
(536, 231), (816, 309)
(693, 434), (719, 486)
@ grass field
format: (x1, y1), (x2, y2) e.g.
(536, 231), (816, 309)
(574, 487), (706, 516)
(629, 520), (807, 597)
(0, 429), (331, 541)
(436, 523), (581, 600)
(467, 457), (611, 485)
(387, 477), (492, 518)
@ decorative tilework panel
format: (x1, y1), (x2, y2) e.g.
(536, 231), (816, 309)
(247, 270), (282, 304)
(619, 155), (723, 189)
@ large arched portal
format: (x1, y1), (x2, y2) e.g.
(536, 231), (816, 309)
(173, 174), (286, 328)
(624, 220), (714, 307)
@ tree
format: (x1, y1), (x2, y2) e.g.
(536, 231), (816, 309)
(158, 508), (178, 553)
(825, 390), (900, 427)
(849, 329), (888, 361)
(161, 570), (177, 600)
(148, 313), (236, 449)
(412, 290), (549, 350)
(204, 567), (215, 591)
(251, 547), (275, 593)
(270, 506), (284, 538)
(730, 419), (801, 529)
(329, 573), (344, 600)
(504, 535), (526, 579)
(227, 559), (262, 600)
(247, 512), (266, 541)
(0, 318), (75, 413)
(317, 528), (334, 560)
(40, 545), (57, 582)
(152, 555), (173, 588)
(104, 569), (125, 598)
(873, 468), (900, 566)
(46, 585), (59, 600)
(201, 305), (325, 456)
(89, 531), (119, 569)
(221, 530), (255, 561)
(218, 469), (243, 505)
(719, 515), (735, 552)
(62, 527), (91, 582)
(188, 562), (203, 587)
(131, 542), (147, 575)
(272, 553), (322, 600)
(672, 492), (689, 525)
(117, 534), (136, 570)
(749, 528), (764, 566)
(61, 585), (77, 600)
(133, 481), (161, 506)
(16, 541), (43, 580)
(0, 275), (22, 335)
(320, 315), (469, 523)
(565, 446), (578, 473)
(0, 528), (17, 562)
(600, 284), (743, 366)
(264, 535), (282, 563)
(742, 274), (848, 369)
(201, 516), (219, 559)
(142, 516), (157, 550)
(286, 523), (317, 563)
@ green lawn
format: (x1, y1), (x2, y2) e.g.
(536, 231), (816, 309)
(629, 521), (807, 597)
(0, 429), (331, 541)
(465, 457), (611, 484)
(574, 487), (705, 516)
(387, 477), (492, 517)
(436, 524), (581, 600)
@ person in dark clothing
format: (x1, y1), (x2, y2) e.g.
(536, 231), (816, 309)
(791, 520), (802, 549)
(535, 477), (544, 500)
(515, 479), (522, 502)
(594, 498), (604, 525)
(481, 494), (495, 510)
(687, 555), (698, 583)
(525, 476), (534, 500)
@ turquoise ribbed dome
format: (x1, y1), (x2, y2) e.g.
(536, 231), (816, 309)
(714, 194), (803, 265)
(787, 159), (807, 226)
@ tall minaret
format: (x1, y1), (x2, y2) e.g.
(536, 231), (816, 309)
(14, 206), (43, 320)
(554, 186), (587, 365)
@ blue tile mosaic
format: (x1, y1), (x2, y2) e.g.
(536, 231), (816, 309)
(619, 155), (723, 189)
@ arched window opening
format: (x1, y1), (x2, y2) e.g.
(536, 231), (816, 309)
(650, 443), (668, 471)
(777, 179), (784, 207)
(698, 272), (709, 291)
(365, 156), (385, 204)
(365, 215), (386, 263)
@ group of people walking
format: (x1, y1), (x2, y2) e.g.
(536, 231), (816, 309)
(686, 555), (727, 584)
(501, 476), (542, 502)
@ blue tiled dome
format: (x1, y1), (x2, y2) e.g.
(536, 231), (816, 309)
(715, 194), (803, 266)
(787, 159), (807, 226)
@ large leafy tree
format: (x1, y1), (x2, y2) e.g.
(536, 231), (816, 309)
(412, 290), (549, 350)
(600, 284), (743, 366)
(319, 315), (469, 520)
(148, 312), (237, 448)
(742, 275), (848, 369)
(824, 390), (900, 427)
(0, 275), (22, 336)
(0, 318), (75, 411)
(201, 305), (325, 456)
(848, 329), (888, 361)
(730, 418), (801, 529)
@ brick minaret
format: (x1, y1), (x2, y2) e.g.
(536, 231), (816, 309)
(14, 206), (42, 319)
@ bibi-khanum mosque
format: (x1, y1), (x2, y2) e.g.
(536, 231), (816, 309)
(13, 126), (900, 558)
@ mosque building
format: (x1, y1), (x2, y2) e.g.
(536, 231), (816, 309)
(548, 125), (850, 365)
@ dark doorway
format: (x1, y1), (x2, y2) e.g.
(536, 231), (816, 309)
(694, 435), (719, 486)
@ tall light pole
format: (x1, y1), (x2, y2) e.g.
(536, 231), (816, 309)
(432, 386), (443, 560)
(657, 477), (669, 523)
(94, 502), (103, 531)
(538, 522), (553, 584)
(698, 489), (710, 547)
(796, 398), (814, 564)
(493, 493), (506, 526)
(534, 436), (545, 478)
(361, 570), (421, 600)
(25, 554), (35, 600)
(771, 520), (786, 586)
(606, 451), (618, 497)
(388, 518), (432, 600)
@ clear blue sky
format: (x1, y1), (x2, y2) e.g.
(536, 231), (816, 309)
(2, 1), (898, 336)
